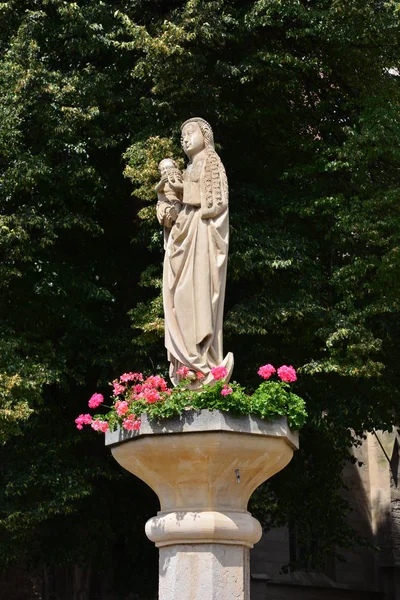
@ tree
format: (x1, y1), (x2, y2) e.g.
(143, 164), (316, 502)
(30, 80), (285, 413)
(1, 0), (400, 596)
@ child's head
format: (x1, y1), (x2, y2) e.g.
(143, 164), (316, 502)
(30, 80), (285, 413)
(158, 158), (178, 177)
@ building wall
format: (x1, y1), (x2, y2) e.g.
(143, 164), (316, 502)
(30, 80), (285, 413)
(250, 429), (400, 599)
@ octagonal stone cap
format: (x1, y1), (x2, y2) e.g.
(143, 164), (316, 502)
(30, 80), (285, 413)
(145, 510), (262, 549)
(105, 409), (299, 450)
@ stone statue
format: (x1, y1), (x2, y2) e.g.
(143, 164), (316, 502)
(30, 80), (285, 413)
(155, 158), (183, 244)
(156, 117), (234, 388)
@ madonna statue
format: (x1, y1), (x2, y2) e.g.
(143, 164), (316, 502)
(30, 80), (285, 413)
(156, 117), (234, 388)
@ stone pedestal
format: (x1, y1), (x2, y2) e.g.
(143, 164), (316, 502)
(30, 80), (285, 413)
(105, 410), (299, 600)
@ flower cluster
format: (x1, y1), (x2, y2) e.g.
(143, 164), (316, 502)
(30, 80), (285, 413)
(88, 393), (104, 409)
(176, 366), (205, 380)
(123, 414), (141, 431)
(75, 413), (93, 430)
(210, 365), (228, 381)
(75, 361), (306, 434)
(75, 372), (168, 434)
(91, 420), (109, 433)
(221, 384), (233, 396)
(258, 363), (297, 383)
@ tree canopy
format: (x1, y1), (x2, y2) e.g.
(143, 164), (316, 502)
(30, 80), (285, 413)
(1, 0), (400, 596)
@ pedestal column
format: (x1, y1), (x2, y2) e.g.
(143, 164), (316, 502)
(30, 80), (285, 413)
(106, 410), (299, 600)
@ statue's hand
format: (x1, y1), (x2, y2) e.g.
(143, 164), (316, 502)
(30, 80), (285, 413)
(169, 206), (178, 221)
(155, 176), (167, 193)
(168, 175), (183, 193)
(164, 213), (174, 229)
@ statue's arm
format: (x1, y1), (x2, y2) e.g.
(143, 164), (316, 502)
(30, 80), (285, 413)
(156, 198), (169, 226)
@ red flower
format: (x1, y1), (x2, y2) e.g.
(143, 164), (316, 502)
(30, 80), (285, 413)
(211, 366), (228, 381)
(120, 372), (143, 383)
(144, 388), (161, 403)
(123, 414), (141, 431)
(177, 366), (190, 377)
(257, 364), (276, 380)
(277, 365), (297, 383)
(91, 419), (109, 433)
(75, 414), (93, 430)
(144, 375), (168, 391)
(113, 381), (126, 396)
(221, 385), (233, 396)
(88, 393), (104, 409)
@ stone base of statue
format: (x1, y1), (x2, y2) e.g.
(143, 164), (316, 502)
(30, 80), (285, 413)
(105, 410), (299, 600)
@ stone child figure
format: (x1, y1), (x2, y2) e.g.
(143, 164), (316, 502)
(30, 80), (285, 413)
(160, 118), (234, 388)
(155, 158), (183, 237)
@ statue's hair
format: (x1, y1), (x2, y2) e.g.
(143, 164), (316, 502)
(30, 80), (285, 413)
(180, 117), (215, 150)
(158, 157), (178, 171)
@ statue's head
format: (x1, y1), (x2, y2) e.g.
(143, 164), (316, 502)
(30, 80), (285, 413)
(158, 158), (178, 176)
(181, 118), (215, 158)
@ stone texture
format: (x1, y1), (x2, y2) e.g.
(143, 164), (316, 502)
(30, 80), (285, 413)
(106, 410), (298, 600)
(106, 411), (298, 516)
(157, 117), (233, 388)
(159, 544), (250, 600)
(146, 510), (261, 549)
(105, 410), (298, 449)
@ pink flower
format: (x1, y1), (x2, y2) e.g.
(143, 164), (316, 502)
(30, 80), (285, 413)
(143, 388), (160, 403)
(123, 414), (141, 431)
(75, 413), (93, 430)
(113, 381), (126, 396)
(91, 419), (109, 433)
(88, 393), (104, 409)
(277, 365), (297, 383)
(258, 364), (276, 380)
(120, 372), (143, 383)
(221, 385), (233, 396)
(196, 372), (205, 380)
(114, 400), (129, 416)
(211, 366), (228, 381)
(177, 366), (190, 377)
(144, 375), (168, 391)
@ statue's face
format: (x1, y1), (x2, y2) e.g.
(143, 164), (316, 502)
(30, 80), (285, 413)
(181, 122), (205, 158)
(159, 160), (175, 176)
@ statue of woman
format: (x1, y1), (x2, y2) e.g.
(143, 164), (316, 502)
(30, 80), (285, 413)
(156, 117), (234, 388)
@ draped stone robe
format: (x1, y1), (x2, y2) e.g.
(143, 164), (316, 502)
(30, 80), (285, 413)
(162, 150), (234, 387)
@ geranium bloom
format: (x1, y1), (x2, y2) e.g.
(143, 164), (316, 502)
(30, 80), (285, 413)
(143, 388), (160, 403)
(221, 385), (233, 396)
(123, 414), (141, 431)
(91, 419), (109, 433)
(211, 366), (228, 381)
(119, 372), (133, 382)
(176, 366), (190, 377)
(88, 393), (104, 409)
(277, 365), (297, 383)
(258, 364), (276, 380)
(113, 382), (125, 396)
(120, 372), (143, 383)
(114, 400), (129, 416)
(144, 375), (168, 391)
(75, 413), (93, 430)
(196, 372), (205, 380)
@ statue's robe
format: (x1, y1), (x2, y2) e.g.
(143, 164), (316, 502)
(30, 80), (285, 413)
(163, 150), (234, 387)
